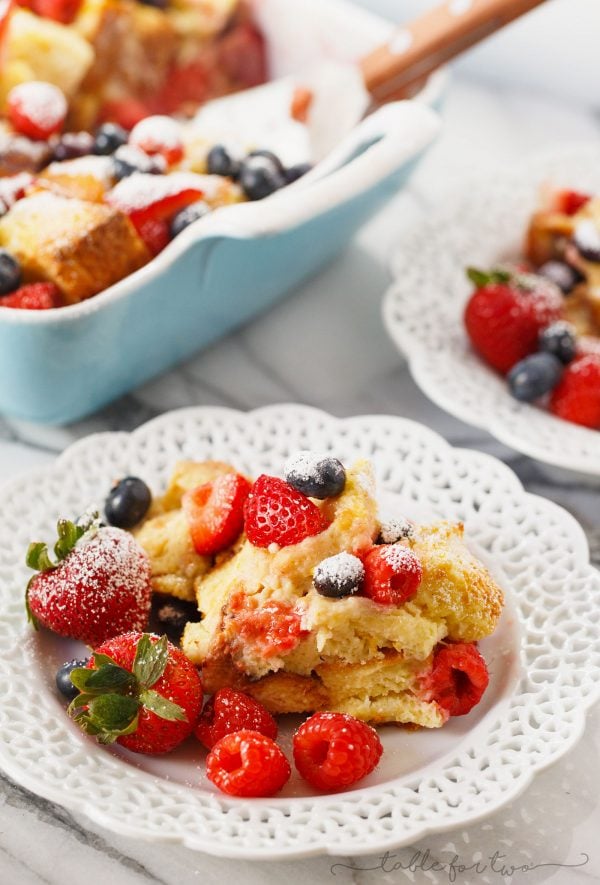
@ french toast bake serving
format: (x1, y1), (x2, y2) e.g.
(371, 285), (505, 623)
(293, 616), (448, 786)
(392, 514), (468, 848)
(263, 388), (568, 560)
(0, 0), (314, 309)
(26, 451), (504, 796)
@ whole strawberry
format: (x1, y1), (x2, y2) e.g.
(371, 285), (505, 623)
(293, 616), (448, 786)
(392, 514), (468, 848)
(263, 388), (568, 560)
(549, 353), (600, 428)
(26, 515), (152, 646)
(69, 632), (202, 754)
(464, 267), (562, 374)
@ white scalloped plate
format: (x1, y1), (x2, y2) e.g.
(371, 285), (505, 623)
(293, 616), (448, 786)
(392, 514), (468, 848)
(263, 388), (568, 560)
(0, 405), (598, 859)
(383, 145), (600, 478)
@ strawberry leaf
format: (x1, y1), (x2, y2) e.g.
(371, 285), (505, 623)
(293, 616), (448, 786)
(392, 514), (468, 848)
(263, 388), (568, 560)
(54, 519), (86, 561)
(133, 634), (168, 689)
(70, 664), (136, 695)
(26, 542), (54, 572)
(466, 267), (512, 288)
(81, 693), (140, 737)
(139, 688), (187, 722)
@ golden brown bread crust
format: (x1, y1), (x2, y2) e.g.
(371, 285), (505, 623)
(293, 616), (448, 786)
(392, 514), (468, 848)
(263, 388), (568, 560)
(0, 192), (150, 303)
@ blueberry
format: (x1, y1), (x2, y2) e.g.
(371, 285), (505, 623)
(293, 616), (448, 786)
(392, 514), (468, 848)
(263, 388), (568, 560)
(538, 260), (581, 294)
(56, 659), (88, 701)
(377, 518), (415, 544)
(52, 131), (95, 162)
(206, 145), (240, 179)
(313, 552), (364, 599)
(539, 321), (577, 364)
(148, 593), (201, 643)
(170, 201), (211, 238)
(247, 149), (286, 176)
(105, 476), (152, 528)
(0, 249), (22, 295)
(285, 162), (312, 184)
(112, 156), (139, 180)
(285, 453), (346, 499)
(573, 220), (600, 262)
(93, 123), (128, 156)
(507, 353), (564, 402)
(239, 155), (286, 201)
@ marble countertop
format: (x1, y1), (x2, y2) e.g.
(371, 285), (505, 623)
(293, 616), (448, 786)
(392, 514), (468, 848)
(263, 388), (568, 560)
(0, 72), (599, 885)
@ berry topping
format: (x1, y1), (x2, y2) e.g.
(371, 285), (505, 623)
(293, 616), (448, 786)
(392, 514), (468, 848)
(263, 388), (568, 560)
(377, 517), (415, 544)
(0, 173), (33, 216)
(421, 642), (489, 717)
(93, 123), (129, 156)
(285, 162), (312, 184)
(26, 517), (152, 646)
(70, 632), (202, 754)
(247, 149), (286, 175)
(464, 267), (562, 374)
(239, 154), (286, 201)
(0, 282), (60, 310)
(195, 688), (277, 750)
(0, 249), (21, 295)
(206, 144), (240, 179)
(170, 200), (210, 238)
(56, 658), (89, 701)
(107, 172), (204, 232)
(284, 452), (346, 499)
(206, 729), (291, 797)
(293, 712), (382, 792)
(111, 145), (165, 180)
(105, 476), (152, 528)
(7, 82), (67, 141)
(129, 116), (184, 166)
(29, 0), (82, 24)
(538, 321), (578, 364)
(573, 220), (600, 263)
(229, 593), (309, 659)
(51, 131), (95, 163)
(553, 189), (591, 216)
(244, 475), (326, 548)
(182, 471), (251, 555)
(549, 353), (600, 428)
(313, 552), (364, 598)
(135, 216), (170, 256)
(362, 544), (422, 606)
(538, 260), (581, 294)
(506, 352), (563, 402)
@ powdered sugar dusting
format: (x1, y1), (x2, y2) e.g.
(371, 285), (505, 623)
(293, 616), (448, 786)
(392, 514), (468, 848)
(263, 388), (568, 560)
(9, 81), (67, 129)
(314, 552), (364, 589)
(379, 544), (421, 573)
(284, 451), (332, 483)
(113, 145), (166, 174)
(107, 171), (216, 213)
(130, 116), (183, 151)
(46, 155), (114, 185)
(0, 172), (32, 213)
(574, 219), (600, 255)
(378, 518), (414, 544)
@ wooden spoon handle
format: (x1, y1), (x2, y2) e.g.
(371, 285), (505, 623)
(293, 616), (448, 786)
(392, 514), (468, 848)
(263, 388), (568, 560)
(361, 0), (547, 103)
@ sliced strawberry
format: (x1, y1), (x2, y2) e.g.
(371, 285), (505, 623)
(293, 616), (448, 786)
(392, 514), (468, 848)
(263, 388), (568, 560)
(549, 353), (600, 428)
(135, 216), (170, 256)
(7, 81), (67, 141)
(182, 472), (251, 556)
(106, 172), (205, 232)
(421, 642), (489, 717)
(0, 282), (61, 309)
(129, 116), (184, 167)
(29, 0), (81, 23)
(244, 474), (326, 548)
(0, 0), (14, 46)
(553, 189), (591, 216)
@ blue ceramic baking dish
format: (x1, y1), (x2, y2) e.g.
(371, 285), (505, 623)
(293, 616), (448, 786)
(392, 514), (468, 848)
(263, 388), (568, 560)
(0, 0), (444, 424)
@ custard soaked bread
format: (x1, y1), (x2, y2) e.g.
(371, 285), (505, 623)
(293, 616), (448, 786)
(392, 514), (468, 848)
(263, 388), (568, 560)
(134, 454), (503, 728)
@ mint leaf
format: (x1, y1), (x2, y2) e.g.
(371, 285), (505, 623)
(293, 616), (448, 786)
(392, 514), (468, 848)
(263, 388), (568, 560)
(140, 689), (187, 722)
(86, 694), (140, 733)
(133, 634), (168, 689)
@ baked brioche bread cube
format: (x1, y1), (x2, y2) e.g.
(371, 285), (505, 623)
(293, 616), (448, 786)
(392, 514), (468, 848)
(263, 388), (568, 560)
(0, 192), (150, 303)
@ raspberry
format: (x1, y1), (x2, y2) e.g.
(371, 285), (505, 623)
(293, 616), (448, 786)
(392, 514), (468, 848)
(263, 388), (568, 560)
(195, 688), (277, 750)
(549, 353), (600, 428)
(182, 472), (251, 555)
(464, 269), (562, 374)
(244, 474), (325, 548)
(7, 81), (67, 141)
(0, 282), (60, 310)
(206, 730), (290, 797)
(421, 642), (489, 717)
(229, 593), (308, 658)
(362, 545), (422, 606)
(293, 712), (382, 792)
